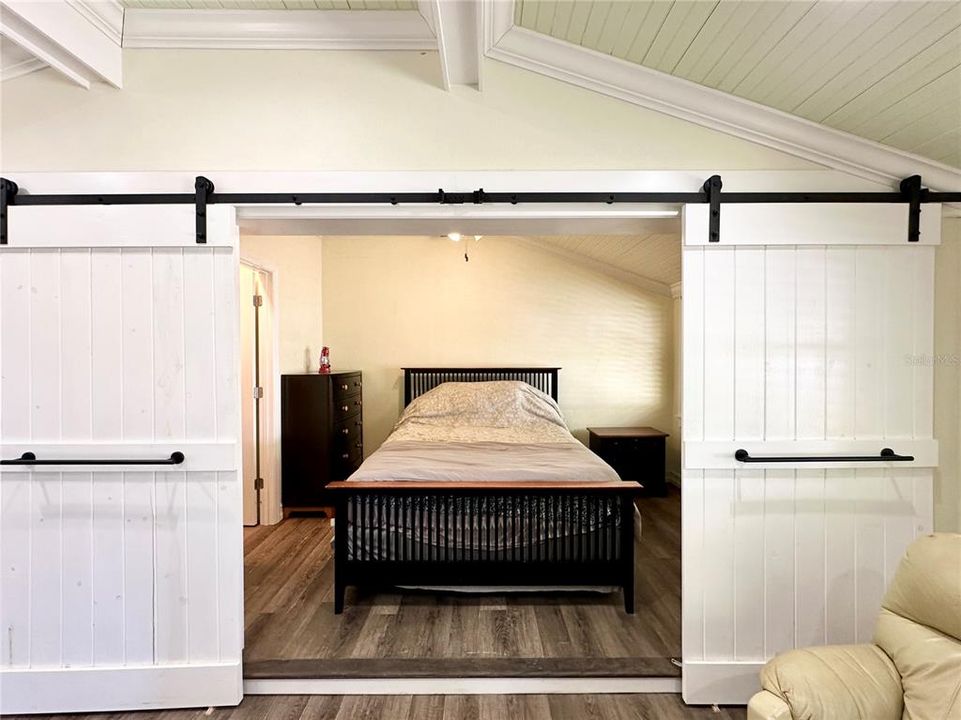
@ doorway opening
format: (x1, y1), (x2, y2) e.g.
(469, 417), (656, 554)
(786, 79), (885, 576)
(236, 223), (684, 685)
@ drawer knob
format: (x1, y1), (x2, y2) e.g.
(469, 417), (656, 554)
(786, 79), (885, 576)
(341, 384), (349, 391)
(341, 405), (349, 412)
(341, 453), (349, 460)
(341, 428), (349, 435)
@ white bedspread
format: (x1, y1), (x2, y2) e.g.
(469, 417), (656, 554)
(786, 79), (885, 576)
(348, 380), (619, 483)
(349, 439), (620, 483)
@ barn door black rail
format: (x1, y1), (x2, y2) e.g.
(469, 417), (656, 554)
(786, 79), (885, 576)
(2, 174), (958, 245)
(0, 451), (185, 466)
(734, 448), (914, 463)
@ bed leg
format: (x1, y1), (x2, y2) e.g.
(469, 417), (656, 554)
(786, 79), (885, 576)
(333, 495), (347, 615)
(620, 492), (636, 614)
(623, 582), (635, 614)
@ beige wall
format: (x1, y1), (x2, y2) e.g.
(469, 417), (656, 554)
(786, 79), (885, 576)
(321, 236), (675, 466)
(240, 236), (324, 374)
(1, 51), (815, 172)
(935, 218), (961, 533)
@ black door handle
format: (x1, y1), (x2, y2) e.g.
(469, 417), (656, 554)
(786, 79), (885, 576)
(734, 448), (913, 463)
(0, 451), (185, 466)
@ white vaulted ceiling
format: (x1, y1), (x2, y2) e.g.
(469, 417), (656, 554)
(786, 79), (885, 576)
(4, 0), (959, 189)
(120, 1), (416, 8)
(515, 0), (961, 169)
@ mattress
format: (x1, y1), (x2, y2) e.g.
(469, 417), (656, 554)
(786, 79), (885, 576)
(348, 439), (620, 484)
(342, 381), (630, 566)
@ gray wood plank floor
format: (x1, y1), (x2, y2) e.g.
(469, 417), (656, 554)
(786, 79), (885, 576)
(243, 488), (682, 666)
(7, 490), (746, 719)
(7, 694), (746, 719)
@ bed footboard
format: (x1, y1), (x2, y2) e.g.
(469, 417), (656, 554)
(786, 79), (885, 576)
(326, 481), (642, 614)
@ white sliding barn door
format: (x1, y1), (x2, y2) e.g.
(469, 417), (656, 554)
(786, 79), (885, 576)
(0, 205), (242, 714)
(681, 203), (941, 705)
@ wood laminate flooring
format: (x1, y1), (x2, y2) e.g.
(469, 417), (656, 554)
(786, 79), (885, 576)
(243, 488), (682, 673)
(6, 693), (746, 720)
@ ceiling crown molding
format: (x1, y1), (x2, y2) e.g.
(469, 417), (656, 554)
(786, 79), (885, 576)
(67, 1), (123, 46)
(486, 26), (961, 193)
(122, 9), (437, 50)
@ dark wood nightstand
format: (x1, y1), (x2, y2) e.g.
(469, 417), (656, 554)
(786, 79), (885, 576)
(588, 427), (669, 497)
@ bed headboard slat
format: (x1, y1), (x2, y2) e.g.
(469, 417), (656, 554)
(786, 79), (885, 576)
(403, 367), (560, 406)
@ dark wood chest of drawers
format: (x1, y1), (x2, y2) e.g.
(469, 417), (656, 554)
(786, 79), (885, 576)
(588, 426), (669, 497)
(281, 371), (362, 514)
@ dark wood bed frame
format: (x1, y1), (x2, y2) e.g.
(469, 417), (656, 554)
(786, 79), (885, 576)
(328, 368), (642, 614)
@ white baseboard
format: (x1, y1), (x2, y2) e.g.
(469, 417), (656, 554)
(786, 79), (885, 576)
(682, 661), (763, 705)
(0, 662), (242, 715)
(245, 676), (682, 695)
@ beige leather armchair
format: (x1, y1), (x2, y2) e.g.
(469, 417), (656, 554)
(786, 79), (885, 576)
(747, 533), (961, 720)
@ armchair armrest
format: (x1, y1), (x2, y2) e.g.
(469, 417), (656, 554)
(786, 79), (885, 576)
(747, 690), (792, 720)
(759, 644), (903, 720)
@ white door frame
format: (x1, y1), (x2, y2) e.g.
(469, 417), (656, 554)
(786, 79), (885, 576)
(239, 255), (283, 526)
(2, 169), (944, 708)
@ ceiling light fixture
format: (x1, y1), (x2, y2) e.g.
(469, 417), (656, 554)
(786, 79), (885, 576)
(447, 232), (462, 242)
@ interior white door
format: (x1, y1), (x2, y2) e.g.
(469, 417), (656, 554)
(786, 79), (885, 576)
(0, 205), (243, 714)
(239, 262), (276, 526)
(240, 263), (258, 526)
(680, 203), (942, 704)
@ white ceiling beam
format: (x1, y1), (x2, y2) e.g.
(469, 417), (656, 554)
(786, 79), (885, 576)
(122, 9), (437, 50)
(0, 0), (122, 88)
(430, 0), (481, 90)
(0, 45), (46, 82)
(487, 26), (961, 193)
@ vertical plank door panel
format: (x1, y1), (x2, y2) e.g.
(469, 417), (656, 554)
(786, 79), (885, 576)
(823, 248), (858, 645)
(0, 205), (241, 715)
(732, 246), (766, 662)
(152, 249), (188, 664)
(852, 248), (885, 643)
(794, 247), (827, 648)
(682, 203), (937, 705)
(762, 247), (796, 658)
(702, 247), (736, 661)
(60, 250), (95, 667)
(0, 250), (32, 667)
(28, 250), (63, 667)
(681, 236), (706, 664)
(183, 249), (221, 663)
(90, 250), (125, 665)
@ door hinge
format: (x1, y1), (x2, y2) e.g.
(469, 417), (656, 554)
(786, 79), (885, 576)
(253, 294), (263, 307)
(253, 386), (264, 399)
(254, 477), (264, 490)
